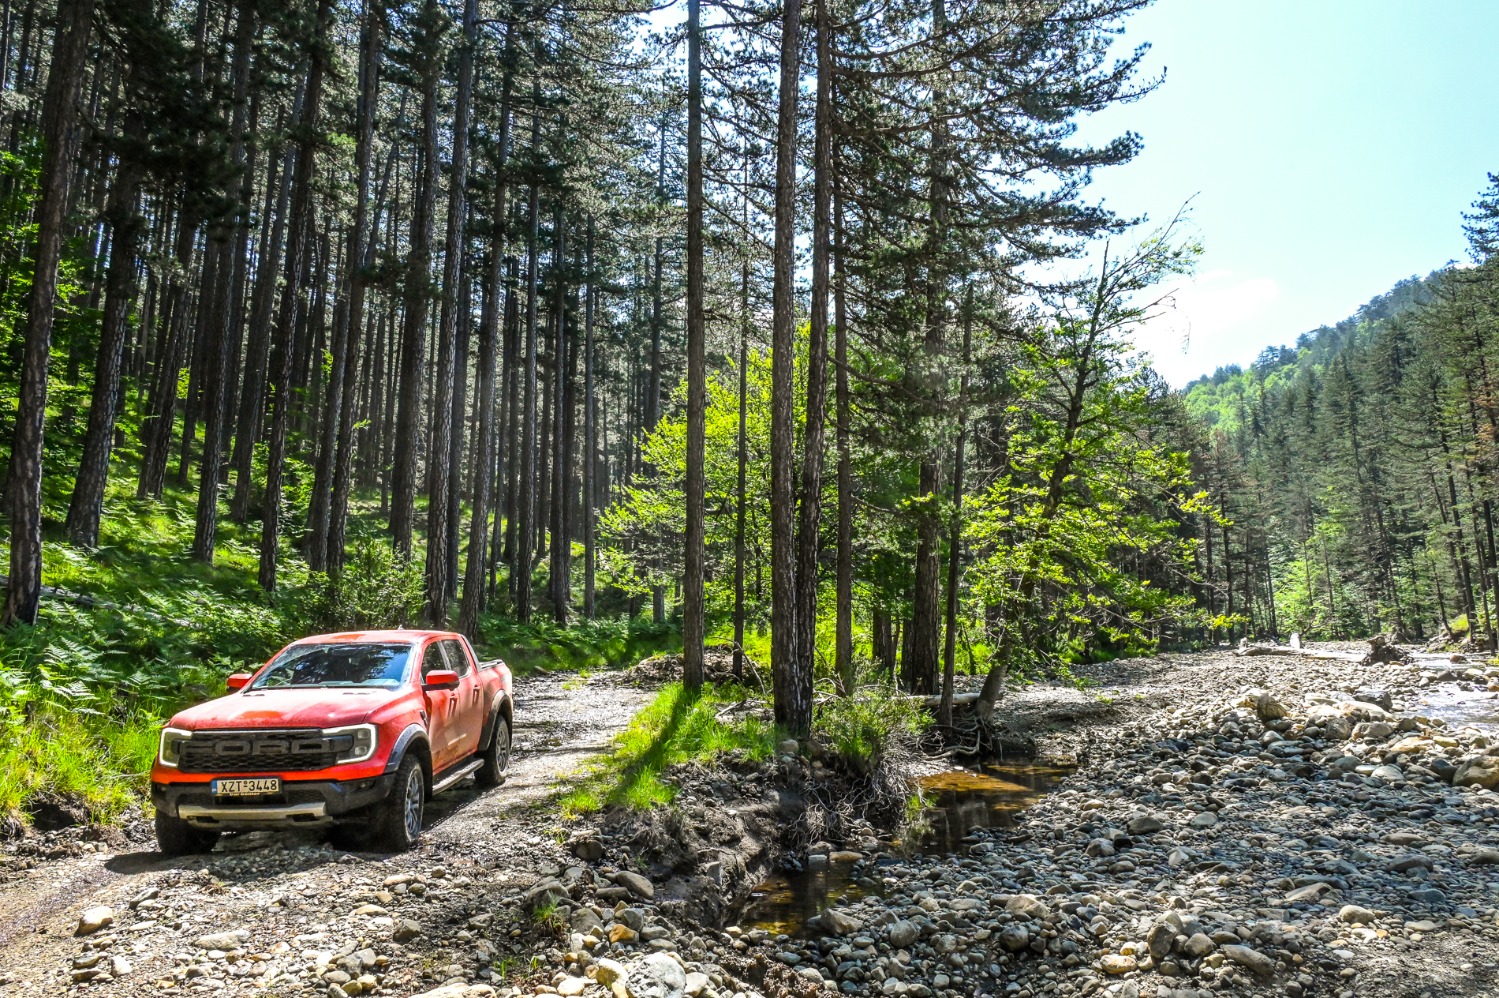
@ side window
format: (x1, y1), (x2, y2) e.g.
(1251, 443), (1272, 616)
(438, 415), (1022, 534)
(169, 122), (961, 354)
(420, 643), (447, 679)
(439, 639), (471, 677)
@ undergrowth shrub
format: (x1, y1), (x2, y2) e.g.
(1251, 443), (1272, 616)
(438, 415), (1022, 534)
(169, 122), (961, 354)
(281, 539), (424, 633)
(814, 685), (926, 772)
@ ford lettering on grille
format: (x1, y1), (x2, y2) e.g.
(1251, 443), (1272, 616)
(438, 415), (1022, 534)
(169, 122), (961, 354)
(178, 730), (341, 773)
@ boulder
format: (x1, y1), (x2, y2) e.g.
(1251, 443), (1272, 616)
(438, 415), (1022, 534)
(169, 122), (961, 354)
(1454, 756), (1499, 789)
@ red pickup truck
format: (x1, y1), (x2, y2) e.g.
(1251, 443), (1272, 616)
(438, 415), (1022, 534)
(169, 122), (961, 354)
(150, 630), (513, 855)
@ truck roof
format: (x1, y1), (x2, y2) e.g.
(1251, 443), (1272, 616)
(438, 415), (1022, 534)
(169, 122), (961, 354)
(291, 629), (465, 645)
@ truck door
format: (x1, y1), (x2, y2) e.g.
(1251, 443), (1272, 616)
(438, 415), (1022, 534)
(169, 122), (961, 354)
(420, 641), (463, 771)
(439, 638), (486, 760)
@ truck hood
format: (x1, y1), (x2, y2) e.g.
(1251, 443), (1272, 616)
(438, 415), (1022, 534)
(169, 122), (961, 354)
(169, 687), (406, 731)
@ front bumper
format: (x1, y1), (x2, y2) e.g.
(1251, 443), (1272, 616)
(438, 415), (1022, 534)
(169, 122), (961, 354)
(152, 774), (398, 829)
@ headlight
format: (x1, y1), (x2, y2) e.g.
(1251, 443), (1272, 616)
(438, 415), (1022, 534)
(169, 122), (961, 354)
(325, 724), (377, 764)
(158, 727), (192, 767)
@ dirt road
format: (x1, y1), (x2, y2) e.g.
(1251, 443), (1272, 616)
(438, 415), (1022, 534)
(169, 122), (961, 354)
(0, 670), (651, 997)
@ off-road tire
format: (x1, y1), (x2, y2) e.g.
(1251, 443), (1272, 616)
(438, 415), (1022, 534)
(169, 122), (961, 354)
(371, 753), (425, 852)
(476, 713), (511, 788)
(155, 811), (220, 857)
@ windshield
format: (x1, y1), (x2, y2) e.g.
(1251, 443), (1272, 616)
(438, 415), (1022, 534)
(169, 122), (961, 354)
(248, 642), (414, 690)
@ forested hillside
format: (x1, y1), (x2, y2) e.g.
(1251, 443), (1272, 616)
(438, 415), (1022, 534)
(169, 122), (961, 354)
(1181, 178), (1499, 646)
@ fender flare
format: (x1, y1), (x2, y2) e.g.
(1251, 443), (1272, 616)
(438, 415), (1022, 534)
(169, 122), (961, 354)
(385, 723), (431, 775)
(478, 690), (513, 750)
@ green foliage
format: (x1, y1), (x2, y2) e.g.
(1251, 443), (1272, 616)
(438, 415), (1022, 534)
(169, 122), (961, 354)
(281, 539), (424, 633)
(814, 689), (925, 769)
(559, 681), (776, 816)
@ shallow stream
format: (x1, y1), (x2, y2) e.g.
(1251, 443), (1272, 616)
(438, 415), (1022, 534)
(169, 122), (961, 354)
(738, 673), (1499, 937)
(739, 762), (1072, 935)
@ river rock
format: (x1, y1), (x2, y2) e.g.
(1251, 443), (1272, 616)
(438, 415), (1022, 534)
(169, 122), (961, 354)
(630, 952), (687, 998)
(593, 958), (629, 994)
(1338, 905), (1379, 924)
(193, 929), (249, 951)
(1126, 814), (1167, 835)
(1454, 756), (1499, 789)
(1222, 944), (1275, 977)
(809, 909), (861, 936)
(1005, 894), (1051, 919)
(613, 871), (655, 900)
(999, 925), (1031, 953)
(887, 920), (920, 947)
(75, 906), (113, 936)
(1146, 922), (1174, 959)
(1100, 954), (1137, 975)
(1181, 933), (1215, 959)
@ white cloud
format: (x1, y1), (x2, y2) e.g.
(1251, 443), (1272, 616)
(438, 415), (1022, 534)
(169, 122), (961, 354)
(1129, 269), (1281, 386)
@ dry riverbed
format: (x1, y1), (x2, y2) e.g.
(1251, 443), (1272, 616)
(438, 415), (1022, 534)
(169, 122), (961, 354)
(2, 646), (1498, 998)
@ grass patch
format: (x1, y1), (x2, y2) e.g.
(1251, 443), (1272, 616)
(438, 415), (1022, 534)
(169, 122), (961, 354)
(0, 704), (159, 823)
(475, 614), (679, 677)
(560, 681), (776, 816)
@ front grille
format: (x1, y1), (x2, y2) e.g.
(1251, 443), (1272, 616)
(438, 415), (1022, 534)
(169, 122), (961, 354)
(178, 729), (353, 774)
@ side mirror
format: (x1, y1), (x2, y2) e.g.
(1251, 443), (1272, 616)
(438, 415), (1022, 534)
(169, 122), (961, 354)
(423, 669), (460, 691)
(226, 673), (252, 692)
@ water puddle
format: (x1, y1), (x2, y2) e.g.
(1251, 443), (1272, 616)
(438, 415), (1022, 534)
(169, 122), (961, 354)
(738, 762), (1072, 935)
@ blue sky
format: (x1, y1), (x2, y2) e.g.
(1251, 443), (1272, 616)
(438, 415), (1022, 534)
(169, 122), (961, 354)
(1076, 0), (1499, 386)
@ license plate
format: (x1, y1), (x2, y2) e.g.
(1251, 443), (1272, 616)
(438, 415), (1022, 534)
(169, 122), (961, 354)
(212, 778), (281, 797)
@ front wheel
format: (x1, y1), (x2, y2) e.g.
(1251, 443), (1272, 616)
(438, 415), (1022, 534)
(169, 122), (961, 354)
(155, 811), (220, 857)
(371, 754), (426, 852)
(476, 714), (511, 788)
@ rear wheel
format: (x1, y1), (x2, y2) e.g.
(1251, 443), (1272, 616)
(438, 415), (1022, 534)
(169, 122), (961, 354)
(371, 754), (425, 852)
(155, 812), (220, 857)
(476, 714), (511, 788)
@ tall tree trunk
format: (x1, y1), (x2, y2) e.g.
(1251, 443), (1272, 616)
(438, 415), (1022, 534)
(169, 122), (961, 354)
(66, 107), (143, 547)
(582, 214), (597, 619)
(833, 161), (853, 694)
(549, 206), (570, 624)
(259, 0), (331, 592)
(229, 93), (298, 522)
(938, 301), (970, 729)
(682, 0), (706, 690)
(327, 0), (385, 574)
(390, 13), (441, 558)
(4, 0), (94, 625)
(514, 105), (541, 622)
(794, 0), (833, 677)
(909, 0), (950, 696)
(424, 0), (477, 621)
(734, 181), (750, 682)
(192, 0), (256, 563)
(769, 0), (807, 737)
